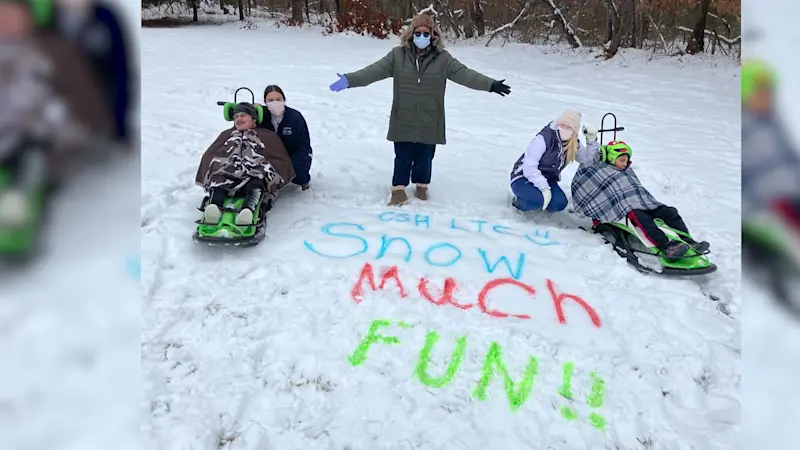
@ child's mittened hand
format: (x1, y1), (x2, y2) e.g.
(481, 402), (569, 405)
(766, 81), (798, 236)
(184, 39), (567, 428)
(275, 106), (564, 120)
(540, 187), (552, 210)
(582, 126), (598, 142)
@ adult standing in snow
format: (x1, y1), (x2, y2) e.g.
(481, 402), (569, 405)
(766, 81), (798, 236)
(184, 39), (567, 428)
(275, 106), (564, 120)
(509, 110), (598, 212)
(328, 13), (511, 206)
(259, 85), (313, 190)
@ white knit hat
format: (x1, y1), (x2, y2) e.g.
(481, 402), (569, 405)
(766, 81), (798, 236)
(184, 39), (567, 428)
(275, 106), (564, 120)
(555, 109), (582, 133)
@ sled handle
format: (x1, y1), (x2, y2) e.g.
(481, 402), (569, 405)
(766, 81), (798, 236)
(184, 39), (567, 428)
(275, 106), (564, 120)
(216, 101), (226, 105)
(599, 112), (622, 143)
(598, 126), (624, 133)
(234, 87), (255, 104)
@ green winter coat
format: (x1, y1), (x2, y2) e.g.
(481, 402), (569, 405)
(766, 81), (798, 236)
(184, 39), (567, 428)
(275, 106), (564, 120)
(344, 43), (495, 145)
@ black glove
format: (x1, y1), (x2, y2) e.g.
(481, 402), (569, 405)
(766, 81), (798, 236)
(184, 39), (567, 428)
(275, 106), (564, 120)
(490, 79), (511, 96)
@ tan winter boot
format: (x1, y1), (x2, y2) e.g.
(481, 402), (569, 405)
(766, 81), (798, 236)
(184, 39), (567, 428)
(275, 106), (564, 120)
(414, 183), (428, 200)
(388, 185), (408, 206)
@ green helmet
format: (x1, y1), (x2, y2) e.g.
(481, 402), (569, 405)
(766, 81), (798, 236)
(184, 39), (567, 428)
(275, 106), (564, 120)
(601, 140), (632, 165)
(741, 58), (776, 102)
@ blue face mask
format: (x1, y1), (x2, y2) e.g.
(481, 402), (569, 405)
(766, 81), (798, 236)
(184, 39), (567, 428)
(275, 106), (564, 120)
(413, 34), (431, 49)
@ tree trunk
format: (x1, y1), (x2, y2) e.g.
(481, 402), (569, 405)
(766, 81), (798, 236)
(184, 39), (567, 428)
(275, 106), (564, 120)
(603, 0), (622, 59)
(305, 0), (310, 21)
(472, 0), (484, 36)
(541, 0), (580, 48)
(463, 0), (474, 38)
(638, 11), (649, 49)
(685, 0), (711, 54)
(292, 0), (304, 22)
(238, 0), (244, 20)
(192, 0), (198, 21)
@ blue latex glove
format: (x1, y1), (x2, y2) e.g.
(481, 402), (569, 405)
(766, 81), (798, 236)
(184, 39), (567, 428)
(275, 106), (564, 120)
(329, 73), (349, 92)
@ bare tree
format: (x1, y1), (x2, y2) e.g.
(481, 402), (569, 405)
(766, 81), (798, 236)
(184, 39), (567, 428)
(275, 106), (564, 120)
(685, 0), (711, 54)
(143, 0), (740, 60)
(292, 0), (304, 22)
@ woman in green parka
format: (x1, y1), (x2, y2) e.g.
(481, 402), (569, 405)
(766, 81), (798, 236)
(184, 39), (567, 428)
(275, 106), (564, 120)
(329, 13), (511, 206)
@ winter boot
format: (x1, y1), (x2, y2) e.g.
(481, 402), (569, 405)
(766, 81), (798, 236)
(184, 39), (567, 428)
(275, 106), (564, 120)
(301, 183), (310, 190)
(660, 240), (690, 259)
(388, 185), (408, 206)
(683, 236), (710, 253)
(202, 203), (221, 224)
(0, 188), (30, 228)
(236, 188), (262, 225)
(689, 240), (710, 253)
(414, 183), (428, 200)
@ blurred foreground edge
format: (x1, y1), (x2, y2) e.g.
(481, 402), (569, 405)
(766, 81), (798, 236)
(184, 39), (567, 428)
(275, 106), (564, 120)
(741, 58), (800, 320)
(0, 0), (137, 261)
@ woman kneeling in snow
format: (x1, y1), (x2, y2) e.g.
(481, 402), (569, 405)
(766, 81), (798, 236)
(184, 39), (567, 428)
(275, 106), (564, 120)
(195, 102), (294, 225)
(509, 110), (597, 212)
(570, 137), (709, 259)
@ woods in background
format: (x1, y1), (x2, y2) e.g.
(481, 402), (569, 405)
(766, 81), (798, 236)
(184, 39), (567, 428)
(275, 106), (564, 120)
(142, 0), (740, 59)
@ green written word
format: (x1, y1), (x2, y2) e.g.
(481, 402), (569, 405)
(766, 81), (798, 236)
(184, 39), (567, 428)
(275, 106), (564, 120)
(348, 319), (607, 430)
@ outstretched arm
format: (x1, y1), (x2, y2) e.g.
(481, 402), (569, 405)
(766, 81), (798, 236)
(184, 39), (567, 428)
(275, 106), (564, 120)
(343, 50), (395, 88)
(444, 51), (494, 91)
(521, 135), (550, 191)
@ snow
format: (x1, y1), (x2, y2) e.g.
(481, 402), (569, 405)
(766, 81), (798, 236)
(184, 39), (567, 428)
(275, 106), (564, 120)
(141, 21), (740, 449)
(0, 1), (141, 449)
(741, 2), (800, 448)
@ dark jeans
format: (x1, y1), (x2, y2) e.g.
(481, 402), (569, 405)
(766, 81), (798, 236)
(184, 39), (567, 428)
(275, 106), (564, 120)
(627, 205), (689, 249)
(392, 141), (436, 186)
(290, 150), (312, 186)
(209, 178), (266, 207)
(510, 178), (569, 212)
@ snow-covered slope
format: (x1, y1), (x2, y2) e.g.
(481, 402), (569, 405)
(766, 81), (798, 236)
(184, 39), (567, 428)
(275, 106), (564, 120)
(141, 22), (740, 449)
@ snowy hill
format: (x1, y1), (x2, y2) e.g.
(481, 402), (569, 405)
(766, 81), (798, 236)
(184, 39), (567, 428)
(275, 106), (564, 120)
(141, 21), (740, 449)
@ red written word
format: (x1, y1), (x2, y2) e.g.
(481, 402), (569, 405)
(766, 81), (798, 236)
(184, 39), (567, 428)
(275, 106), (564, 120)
(350, 263), (601, 327)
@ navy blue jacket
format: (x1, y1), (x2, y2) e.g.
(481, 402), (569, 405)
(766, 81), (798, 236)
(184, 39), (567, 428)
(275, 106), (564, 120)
(510, 124), (564, 184)
(259, 106), (312, 156)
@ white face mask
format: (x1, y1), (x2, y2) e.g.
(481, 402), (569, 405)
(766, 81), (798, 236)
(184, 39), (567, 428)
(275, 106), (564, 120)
(266, 100), (285, 117)
(557, 126), (574, 140)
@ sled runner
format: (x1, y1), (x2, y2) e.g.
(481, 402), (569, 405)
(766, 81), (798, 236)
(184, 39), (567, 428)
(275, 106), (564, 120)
(591, 218), (716, 276)
(192, 194), (272, 246)
(193, 87), (271, 247)
(743, 204), (800, 318)
(587, 113), (717, 277)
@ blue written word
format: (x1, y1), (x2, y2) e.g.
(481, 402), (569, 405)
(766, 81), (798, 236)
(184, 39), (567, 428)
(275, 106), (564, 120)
(377, 212), (558, 246)
(304, 223), (528, 280)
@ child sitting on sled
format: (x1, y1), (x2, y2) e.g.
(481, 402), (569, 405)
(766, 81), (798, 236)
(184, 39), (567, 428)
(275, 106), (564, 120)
(570, 129), (709, 258)
(0, 0), (112, 228)
(195, 102), (294, 225)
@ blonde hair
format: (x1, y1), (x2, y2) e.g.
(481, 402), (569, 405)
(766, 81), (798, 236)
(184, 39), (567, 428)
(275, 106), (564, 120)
(563, 135), (578, 163)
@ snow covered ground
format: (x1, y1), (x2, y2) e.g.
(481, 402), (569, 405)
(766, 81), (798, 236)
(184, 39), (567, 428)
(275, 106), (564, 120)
(740, 2), (800, 448)
(0, 1), (141, 449)
(141, 22), (740, 449)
